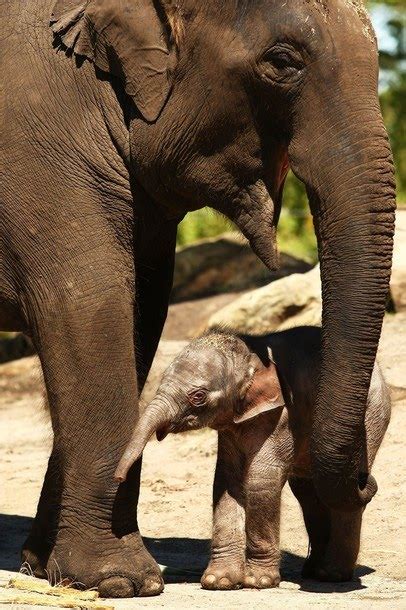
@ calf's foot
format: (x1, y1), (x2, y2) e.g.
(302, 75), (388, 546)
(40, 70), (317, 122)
(201, 560), (244, 590)
(243, 561), (280, 589)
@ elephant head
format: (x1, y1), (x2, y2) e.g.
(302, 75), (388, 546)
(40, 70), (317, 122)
(52, 0), (395, 509)
(114, 330), (285, 482)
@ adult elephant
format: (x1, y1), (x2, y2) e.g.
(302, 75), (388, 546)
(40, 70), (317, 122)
(1, 0), (395, 598)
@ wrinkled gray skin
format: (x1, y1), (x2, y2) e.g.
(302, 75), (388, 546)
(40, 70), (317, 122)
(1, 0), (395, 596)
(117, 327), (391, 588)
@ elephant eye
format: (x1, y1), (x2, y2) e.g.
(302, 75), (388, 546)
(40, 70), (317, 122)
(261, 44), (305, 84)
(188, 389), (208, 407)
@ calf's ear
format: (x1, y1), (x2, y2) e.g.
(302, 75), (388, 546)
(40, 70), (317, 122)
(233, 352), (284, 424)
(51, 0), (179, 122)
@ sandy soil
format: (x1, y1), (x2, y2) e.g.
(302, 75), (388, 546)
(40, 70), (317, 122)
(1, 306), (405, 609)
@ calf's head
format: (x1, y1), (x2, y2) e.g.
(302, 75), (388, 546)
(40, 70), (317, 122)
(115, 331), (284, 482)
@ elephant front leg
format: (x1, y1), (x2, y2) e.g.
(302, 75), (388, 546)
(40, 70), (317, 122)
(244, 464), (286, 589)
(26, 270), (162, 598)
(22, 447), (61, 577)
(201, 431), (245, 590)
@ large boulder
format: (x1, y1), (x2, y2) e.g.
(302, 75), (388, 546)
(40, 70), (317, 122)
(391, 209), (406, 312)
(378, 312), (406, 403)
(0, 333), (34, 364)
(172, 233), (312, 303)
(207, 264), (321, 334)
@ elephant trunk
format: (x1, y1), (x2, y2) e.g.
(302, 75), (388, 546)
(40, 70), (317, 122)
(289, 108), (396, 510)
(218, 179), (280, 271)
(114, 397), (170, 483)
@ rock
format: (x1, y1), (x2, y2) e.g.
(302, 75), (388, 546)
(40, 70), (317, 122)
(172, 233), (312, 303)
(163, 293), (241, 341)
(378, 312), (406, 402)
(207, 265), (321, 334)
(0, 355), (42, 402)
(391, 209), (406, 312)
(0, 333), (35, 364)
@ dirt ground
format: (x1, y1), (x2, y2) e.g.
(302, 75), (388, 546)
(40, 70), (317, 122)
(1, 302), (405, 609)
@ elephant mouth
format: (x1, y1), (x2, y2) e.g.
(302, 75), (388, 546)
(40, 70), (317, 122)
(156, 426), (170, 441)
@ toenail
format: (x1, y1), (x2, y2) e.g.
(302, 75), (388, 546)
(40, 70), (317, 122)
(98, 576), (134, 598)
(218, 577), (231, 588)
(204, 574), (216, 585)
(138, 576), (164, 597)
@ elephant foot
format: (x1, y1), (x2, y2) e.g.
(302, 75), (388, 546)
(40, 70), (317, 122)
(201, 560), (244, 590)
(243, 561), (281, 589)
(301, 552), (325, 579)
(44, 530), (163, 597)
(313, 563), (354, 583)
(302, 556), (354, 583)
(21, 536), (49, 579)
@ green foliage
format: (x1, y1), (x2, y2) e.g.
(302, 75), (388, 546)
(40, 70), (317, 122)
(381, 71), (406, 200)
(377, 5), (406, 201)
(277, 173), (317, 262)
(177, 173), (317, 263)
(177, 208), (233, 246)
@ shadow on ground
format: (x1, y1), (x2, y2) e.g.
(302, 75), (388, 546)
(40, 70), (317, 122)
(0, 514), (373, 592)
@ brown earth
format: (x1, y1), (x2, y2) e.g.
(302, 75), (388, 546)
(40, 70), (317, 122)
(0, 305), (405, 609)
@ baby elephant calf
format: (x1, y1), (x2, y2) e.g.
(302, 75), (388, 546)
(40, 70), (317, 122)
(116, 326), (390, 590)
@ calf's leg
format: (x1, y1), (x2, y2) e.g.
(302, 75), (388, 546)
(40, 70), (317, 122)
(201, 431), (245, 590)
(244, 463), (286, 588)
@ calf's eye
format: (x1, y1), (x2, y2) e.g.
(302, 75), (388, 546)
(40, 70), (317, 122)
(188, 389), (208, 407)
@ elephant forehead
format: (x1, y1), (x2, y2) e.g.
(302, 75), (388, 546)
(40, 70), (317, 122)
(168, 347), (226, 381)
(314, 0), (374, 42)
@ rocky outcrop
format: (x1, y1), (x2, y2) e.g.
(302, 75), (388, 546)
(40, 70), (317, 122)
(378, 312), (406, 403)
(391, 209), (406, 312)
(172, 233), (312, 303)
(207, 265), (321, 334)
(0, 333), (35, 365)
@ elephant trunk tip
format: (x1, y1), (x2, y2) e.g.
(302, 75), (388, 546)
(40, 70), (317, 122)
(114, 448), (142, 483)
(114, 463), (129, 484)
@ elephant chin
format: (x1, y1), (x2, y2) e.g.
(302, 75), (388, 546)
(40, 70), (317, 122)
(217, 180), (279, 271)
(156, 427), (169, 441)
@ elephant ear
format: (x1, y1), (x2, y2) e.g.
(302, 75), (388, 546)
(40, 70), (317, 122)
(234, 350), (285, 424)
(51, 0), (177, 122)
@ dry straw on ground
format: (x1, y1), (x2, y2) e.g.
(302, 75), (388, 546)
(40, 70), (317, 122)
(0, 575), (113, 610)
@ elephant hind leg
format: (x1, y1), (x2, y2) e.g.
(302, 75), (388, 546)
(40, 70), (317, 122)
(289, 477), (363, 582)
(288, 476), (330, 579)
